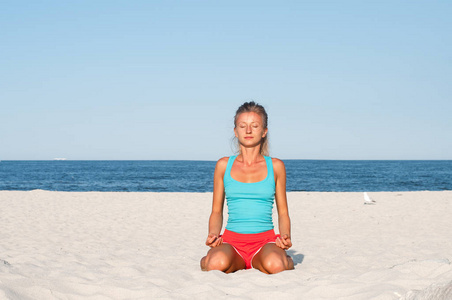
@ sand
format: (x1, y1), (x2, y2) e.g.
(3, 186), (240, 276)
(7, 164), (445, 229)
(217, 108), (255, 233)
(0, 190), (451, 300)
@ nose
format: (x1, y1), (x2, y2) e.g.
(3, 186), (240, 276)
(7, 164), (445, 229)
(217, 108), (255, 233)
(246, 125), (252, 133)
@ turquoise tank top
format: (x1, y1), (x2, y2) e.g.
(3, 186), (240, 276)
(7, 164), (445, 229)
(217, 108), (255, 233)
(224, 155), (275, 234)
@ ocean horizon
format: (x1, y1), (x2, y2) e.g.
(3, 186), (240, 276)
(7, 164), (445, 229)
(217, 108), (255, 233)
(1, 160), (451, 192)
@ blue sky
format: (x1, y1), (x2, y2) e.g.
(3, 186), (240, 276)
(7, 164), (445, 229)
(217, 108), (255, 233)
(1, 1), (451, 160)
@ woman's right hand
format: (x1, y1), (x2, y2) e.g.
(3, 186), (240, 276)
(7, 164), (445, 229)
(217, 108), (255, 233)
(205, 233), (223, 248)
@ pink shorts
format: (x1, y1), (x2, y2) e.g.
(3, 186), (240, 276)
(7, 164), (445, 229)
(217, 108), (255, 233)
(222, 229), (279, 269)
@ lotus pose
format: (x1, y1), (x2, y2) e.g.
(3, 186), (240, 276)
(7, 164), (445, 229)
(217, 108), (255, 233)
(200, 101), (294, 274)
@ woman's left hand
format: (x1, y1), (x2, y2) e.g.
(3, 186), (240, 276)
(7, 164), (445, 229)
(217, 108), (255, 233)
(276, 234), (292, 250)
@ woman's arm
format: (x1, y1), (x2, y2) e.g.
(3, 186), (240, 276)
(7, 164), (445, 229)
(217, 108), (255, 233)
(205, 157), (228, 247)
(273, 158), (292, 250)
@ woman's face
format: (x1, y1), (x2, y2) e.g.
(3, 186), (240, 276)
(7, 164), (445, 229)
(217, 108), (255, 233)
(234, 112), (268, 148)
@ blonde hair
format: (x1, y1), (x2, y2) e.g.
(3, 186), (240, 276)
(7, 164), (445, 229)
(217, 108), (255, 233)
(233, 101), (269, 156)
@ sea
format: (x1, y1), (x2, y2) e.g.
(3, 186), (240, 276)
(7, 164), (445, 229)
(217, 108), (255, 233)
(0, 160), (451, 192)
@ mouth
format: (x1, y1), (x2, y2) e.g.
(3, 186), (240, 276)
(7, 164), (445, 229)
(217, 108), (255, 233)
(244, 136), (253, 140)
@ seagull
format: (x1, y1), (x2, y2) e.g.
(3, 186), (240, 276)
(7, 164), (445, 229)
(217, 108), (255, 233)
(364, 192), (376, 205)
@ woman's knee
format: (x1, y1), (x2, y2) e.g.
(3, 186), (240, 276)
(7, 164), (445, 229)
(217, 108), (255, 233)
(262, 252), (291, 274)
(202, 251), (232, 272)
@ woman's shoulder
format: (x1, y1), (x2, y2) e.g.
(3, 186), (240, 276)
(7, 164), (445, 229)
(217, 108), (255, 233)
(217, 156), (229, 165)
(215, 157), (230, 172)
(271, 157), (286, 173)
(270, 157), (285, 166)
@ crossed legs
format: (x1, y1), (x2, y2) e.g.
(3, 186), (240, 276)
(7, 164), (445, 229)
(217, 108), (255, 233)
(200, 243), (293, 274)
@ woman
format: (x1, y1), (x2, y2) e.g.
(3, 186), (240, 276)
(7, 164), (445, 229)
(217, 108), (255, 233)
(200, 101), (294, 274)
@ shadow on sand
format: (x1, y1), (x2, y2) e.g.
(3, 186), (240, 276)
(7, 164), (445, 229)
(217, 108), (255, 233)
(287, 250), (304, 266)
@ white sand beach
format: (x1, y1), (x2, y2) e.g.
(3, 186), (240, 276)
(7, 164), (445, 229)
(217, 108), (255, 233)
(0, 191), (451, 299)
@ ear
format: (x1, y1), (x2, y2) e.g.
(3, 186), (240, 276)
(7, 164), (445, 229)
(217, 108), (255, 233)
(262, 128), (268, 138)
(234, 127), (238, 138)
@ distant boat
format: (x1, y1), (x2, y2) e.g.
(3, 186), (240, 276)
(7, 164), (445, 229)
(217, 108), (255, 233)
(53, 158), (67, 161)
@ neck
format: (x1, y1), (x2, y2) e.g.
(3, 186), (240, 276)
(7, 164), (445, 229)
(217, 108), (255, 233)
(238, 147), (263, 166)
